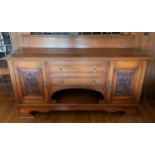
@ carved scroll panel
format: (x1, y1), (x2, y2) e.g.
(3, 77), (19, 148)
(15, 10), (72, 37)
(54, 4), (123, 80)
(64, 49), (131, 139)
(19, 69), (42, 96)
(114, 71), (134, 96)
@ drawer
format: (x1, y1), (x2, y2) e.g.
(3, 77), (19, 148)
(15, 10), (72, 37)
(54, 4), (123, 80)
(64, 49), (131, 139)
(115, 61), (140, 68)
(50, 77), (106, 86)
(47, 61), (109, 73)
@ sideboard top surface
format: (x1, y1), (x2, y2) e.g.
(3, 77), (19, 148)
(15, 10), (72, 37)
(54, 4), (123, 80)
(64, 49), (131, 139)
(5, 48), (152, 60)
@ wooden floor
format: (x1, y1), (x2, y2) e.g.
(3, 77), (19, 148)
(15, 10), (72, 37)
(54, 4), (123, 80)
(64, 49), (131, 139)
(0, 94), (155, 123)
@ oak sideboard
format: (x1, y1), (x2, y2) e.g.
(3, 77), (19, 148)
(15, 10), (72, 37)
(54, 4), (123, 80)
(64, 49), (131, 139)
(5, 48), (152, 119)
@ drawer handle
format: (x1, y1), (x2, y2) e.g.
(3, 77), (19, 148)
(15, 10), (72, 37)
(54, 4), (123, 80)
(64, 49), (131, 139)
(60, 80), (64, 84)
(92, 66), (97, 72)
(92, 68), (97, 73)
(107, 83), (112, 89)
(59, 66), (64, 71)
(44, 83), (49, 88)
(92, 80), (96, 85)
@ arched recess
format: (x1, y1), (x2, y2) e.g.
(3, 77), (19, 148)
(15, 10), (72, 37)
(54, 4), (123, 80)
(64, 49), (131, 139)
(51, 88), (105, 104)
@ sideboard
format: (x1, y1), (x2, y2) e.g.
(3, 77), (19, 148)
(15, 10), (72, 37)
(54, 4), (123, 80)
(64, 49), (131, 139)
(5, 48), (152, 119)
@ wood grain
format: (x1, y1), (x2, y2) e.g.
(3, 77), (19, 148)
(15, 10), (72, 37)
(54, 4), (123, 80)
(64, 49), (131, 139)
(4, 48), (152, 60)
(21, 34), (136, 48)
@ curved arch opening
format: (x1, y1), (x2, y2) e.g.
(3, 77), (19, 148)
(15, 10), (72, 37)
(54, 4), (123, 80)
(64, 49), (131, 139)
(51, 88), (104, 104)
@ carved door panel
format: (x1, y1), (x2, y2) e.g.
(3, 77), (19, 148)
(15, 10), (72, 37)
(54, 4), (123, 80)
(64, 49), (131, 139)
(111, 61), (142, 104)
(13, 61), (48, 104)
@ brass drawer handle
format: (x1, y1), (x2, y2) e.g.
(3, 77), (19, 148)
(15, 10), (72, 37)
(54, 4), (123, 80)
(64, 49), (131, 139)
(92, 68), (97, 73)
(60, 80), (64, 84)
(107, 83), (112, 89)
(92, 65), (97, 72)
(44, 83), (49, 88)
(92, 80), (96, 85)
(59, 66), (64, 71)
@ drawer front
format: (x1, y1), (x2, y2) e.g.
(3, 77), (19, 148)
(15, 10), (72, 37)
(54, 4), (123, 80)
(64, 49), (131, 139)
(47, 61), (109, 73)
(50, 77), (106, 86)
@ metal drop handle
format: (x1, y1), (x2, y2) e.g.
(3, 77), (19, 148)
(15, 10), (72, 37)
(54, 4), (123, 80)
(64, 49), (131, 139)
(59, 66), (64, 71)
(92, 80), (96, 85)
(60, 80), (64, 84)
(92, 66), (97, 72)
(44, 83), (49, 88)
(107, 83), (112, 89)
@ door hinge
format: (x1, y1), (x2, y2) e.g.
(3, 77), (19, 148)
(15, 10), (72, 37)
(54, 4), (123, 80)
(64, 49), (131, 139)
(107, 83), (112, 89)
(44, 83), (49, 89)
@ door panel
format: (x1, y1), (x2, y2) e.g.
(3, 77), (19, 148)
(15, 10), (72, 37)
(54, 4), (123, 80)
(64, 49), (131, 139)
(114, 70), (135, 97)
(13, 61), (47, 104)
(111, 61), (141, 104)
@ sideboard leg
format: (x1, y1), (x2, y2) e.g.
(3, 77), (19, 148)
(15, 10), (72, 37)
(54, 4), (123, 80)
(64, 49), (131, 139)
(17, 108), (35, 119)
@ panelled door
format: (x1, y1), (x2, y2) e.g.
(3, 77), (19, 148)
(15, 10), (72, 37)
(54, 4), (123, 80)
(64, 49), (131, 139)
(13, 61), (48, 104)
(111, 61), (144, 104)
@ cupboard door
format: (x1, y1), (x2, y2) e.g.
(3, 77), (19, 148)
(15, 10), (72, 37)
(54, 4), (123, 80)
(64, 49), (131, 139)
(14, 61), (47, 104)
(111, 61), (142, 104)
